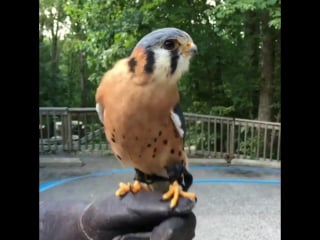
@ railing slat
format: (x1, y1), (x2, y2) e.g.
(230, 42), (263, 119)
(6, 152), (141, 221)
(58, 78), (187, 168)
(257, 124), (261, 159)
(250, 124), (254, 159)
(270, 126), (275, 161)
(201, 119), (204, 155)
(277, 127), (281, 161)
(220, 119), (223, 158)
(39, 112), (44, 152)
(263, 125), (267, 160)
(244, 122), (248, 158)
(208, 118), (211, 157)
(214, 118), (217, 157)
(226, 120), (230, 154)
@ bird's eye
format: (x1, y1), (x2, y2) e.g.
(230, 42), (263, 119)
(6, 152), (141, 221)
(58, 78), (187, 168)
(163, 39), (178, 51)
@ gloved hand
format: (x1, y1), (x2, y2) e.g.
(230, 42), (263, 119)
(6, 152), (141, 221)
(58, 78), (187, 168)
(40, 190), (196, 240)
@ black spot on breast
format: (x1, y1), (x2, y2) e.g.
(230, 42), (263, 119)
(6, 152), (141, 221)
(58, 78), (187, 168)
(128, 57), (137, 73)
(113, 128), (116, 132)
(178, 151), (182, 156)
(170, 49), (179, 74)
(158, 131), (162, 136)
(122, 135), (125, 139)
(144, 50), (155, 73)
(163, 139), (168, 145)
(111, 138), (116, 143)
(135, 137), (139, 141)
(154, 137), (157, 142)
(111, 133), (115, 138)
(152, 154), (156, 158)
(147, 144), (151, 147)
(170, 149), (175, 154)
(153, 148), (157, 152)
(116, 155), (122, 160)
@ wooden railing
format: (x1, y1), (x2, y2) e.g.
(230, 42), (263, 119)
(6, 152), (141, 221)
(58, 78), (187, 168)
(39, 107), (281, 161)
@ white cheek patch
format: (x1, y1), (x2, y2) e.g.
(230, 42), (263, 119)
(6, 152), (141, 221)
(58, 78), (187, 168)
(170, 110), (184, 138)
(152, 49), (171, 81)
(172, 55), (190, 81)
(96, 103), (104, 124)
(152, 48), (191, 84)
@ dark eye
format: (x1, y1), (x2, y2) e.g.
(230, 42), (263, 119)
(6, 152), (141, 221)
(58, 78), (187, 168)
(163, 39), (177, 50)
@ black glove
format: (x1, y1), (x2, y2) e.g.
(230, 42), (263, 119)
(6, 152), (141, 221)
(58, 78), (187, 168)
(39, 191), (196, 240)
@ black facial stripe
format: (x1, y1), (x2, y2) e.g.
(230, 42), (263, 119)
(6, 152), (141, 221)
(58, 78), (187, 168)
(144, 50), (155, 73)
(128, 57), (137, 73)
(170, 49), (179, 74)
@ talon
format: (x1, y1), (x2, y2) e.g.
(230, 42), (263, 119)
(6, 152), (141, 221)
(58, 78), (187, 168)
(115, 180), (150, 197)
(131, 180), (150, 193)
(115, 182), (131, 196)
(162, 180), (197, 208)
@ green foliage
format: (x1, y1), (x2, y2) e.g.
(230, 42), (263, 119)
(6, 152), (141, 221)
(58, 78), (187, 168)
(184, 118), (234, 158)
(39, 0), (281, 121)
(238, 134), (263, 159)
(186, 101), (235, 117)
(237, 125), (279, 160)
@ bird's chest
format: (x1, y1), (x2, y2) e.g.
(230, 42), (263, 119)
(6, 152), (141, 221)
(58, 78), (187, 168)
(103, 83), (183, 174)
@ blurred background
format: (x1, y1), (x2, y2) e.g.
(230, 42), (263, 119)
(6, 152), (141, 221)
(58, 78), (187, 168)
(39, 0), (280, 121)
(39, 0), (280, 161)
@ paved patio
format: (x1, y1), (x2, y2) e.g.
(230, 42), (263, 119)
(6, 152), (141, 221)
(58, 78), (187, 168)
(39, 155), (280, 240)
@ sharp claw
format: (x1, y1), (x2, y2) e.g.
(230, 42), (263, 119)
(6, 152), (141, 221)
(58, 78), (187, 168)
(162, 184), (174, 200)
(131, 180), (141, 193)
(115, 182), (131, 196)
(162, 180), (197, 208)
(170, 183), (180, 208)
(115, 180), (150, 196)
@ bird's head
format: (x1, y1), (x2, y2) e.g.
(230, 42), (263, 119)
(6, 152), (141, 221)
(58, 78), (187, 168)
(128, 27), (197, 84)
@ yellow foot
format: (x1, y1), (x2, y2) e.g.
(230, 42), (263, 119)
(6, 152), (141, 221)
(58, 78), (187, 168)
(115, 180), (150, 197)
(162, 180), (197, 208)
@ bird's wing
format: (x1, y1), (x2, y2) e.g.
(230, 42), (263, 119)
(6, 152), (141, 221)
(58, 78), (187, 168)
(96, 103), (104, 124)
(171, 102), (186, 140)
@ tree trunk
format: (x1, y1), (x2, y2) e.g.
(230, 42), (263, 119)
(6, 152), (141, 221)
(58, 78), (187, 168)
(51, 35), (59, 80)
(258, 11), (275, 121)
(39, 17), (44, 43)
(244, 11), (260, 119)
(50, 16), (59, 105)
(245, 12), (260, 68)
(79, 52), (88, 107)
(214, 56), (223, 105)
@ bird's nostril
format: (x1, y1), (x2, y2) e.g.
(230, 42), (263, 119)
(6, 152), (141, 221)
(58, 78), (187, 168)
(190, 46), (198, 55)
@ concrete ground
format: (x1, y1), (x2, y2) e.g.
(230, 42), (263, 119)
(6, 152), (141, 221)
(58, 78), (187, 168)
(39, 154), (280, 240)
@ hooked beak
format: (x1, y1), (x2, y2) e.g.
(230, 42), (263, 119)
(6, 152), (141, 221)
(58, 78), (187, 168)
(183, 42), (198, 56)
(189, 44), (198, 56)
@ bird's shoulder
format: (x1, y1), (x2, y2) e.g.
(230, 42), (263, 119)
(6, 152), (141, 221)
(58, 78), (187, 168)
(102, 58), (131, 81)
(95, 58), (132, 102)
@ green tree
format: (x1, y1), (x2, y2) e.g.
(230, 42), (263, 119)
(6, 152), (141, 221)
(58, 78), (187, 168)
(206, 0), (281, 121)
(39, 0), (281, 122)
(40, 0), (69, 106)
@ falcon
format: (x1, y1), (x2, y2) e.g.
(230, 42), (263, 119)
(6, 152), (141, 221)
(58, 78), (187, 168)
(96, 27), (197, 208)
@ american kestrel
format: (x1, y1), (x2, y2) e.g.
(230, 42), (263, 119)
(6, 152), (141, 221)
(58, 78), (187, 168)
(96, 27), (197, 208)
